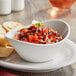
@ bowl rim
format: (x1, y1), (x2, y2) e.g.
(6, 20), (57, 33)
(5, 19), (70, 46)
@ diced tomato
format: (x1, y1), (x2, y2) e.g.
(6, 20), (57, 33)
(33, 35), (39, 41)
(43, 35), (46, 41)
(52, 32), (59, 36)
(51, 38), (56, 42)
(32, 24), (35, 26)
(38, 32), (42, 36)
(42, 26), (44, 30)
(38, 36), (41, 39)
(17, 37), (20, 40)
(34, 35), (38, 39)
(20, 32), (25, 36)
(41, 25), (44, 27)
(34, 41), (40, 44)
(14, 23), (63, 44)
(47, 27), (50, 31)
(43, 28), (48, 34)
(28, 35), (33, 42)
(48, 35), (52, 39)
(34, 33), (37, 36)
(21, 28), (27, 32)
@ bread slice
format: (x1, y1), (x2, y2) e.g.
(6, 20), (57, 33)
(0, 21), (24, 57)
(2, 21), (24, 32)
(0, 25), (9, 46)
(0, 46), (14, 57)
(0, 25), (6, 35)
(0, 34), (9, 46)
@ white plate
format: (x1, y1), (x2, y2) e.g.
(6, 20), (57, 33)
(0, 39), (76, 72)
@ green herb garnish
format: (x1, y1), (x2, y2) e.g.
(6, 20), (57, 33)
(35, 22), (43, 27)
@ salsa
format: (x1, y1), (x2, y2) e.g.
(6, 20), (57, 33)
(14, 22), (63, 44)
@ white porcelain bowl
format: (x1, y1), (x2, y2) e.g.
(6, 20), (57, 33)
(5, 19), (70, 62)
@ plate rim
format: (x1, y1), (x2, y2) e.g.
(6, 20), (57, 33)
(0, 39), (76, 71)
